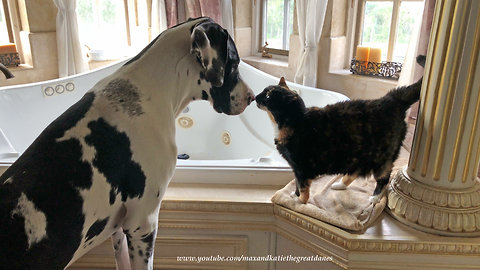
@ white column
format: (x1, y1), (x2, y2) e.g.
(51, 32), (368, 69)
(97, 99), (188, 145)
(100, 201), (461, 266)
(387, 0), (480, 236)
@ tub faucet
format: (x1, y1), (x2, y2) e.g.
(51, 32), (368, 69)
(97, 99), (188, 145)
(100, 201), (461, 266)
(0, 63), (14, 79)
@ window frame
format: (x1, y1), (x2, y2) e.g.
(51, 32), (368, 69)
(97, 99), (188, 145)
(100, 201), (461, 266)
(254, 0), (294, 57)
(0, 0), (14, 44)
(354, 0), (424, 63)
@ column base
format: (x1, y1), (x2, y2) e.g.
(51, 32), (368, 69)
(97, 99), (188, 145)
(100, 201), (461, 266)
(387, 167), (480, 237)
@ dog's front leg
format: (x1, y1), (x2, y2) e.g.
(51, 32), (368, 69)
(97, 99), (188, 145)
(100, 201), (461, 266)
(112, 227), (132, 270)
(123, 222), (158, 270)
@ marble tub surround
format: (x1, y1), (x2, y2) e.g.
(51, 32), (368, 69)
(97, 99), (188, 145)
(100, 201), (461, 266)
(387, 0), (480, 236)
(69, 183), (480, 269)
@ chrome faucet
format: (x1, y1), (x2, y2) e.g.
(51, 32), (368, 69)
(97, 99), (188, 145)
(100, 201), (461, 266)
(0, 63), (14, 79)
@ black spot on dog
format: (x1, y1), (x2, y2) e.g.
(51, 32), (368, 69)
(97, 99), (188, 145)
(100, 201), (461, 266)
(139, 249), (143, 256)
(110, 189), (116, 205)
(0, 93), (95, 269)
(85, 217), (109, 241)
(156, 191), (160, 197)
(202, 90), (209, 100)
(101, 79), (144, 117)
(144, 259), (149, 263)
(141, 229), (156, 260)
(187, 69), (189, 76)
(134, 226), (140, 232)
(142, 230), (155, 244)
(197, 79), (201, 85)
(85, 118), (146, 202)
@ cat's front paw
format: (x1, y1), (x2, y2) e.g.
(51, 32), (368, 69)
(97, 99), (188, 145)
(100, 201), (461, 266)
(369, 195), (381, 204)
(331, 180), (347, 190)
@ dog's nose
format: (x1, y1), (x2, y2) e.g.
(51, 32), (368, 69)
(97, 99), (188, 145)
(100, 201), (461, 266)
(247, 92), (255, 105)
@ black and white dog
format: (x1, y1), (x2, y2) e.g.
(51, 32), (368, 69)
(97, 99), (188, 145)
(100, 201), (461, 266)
(0, 17), (254, 270)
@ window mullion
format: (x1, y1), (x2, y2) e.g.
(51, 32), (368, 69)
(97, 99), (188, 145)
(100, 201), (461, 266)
(2, 0), (13, 43)
(387, 0), (400, 61)
(260, 0), (267, 50)
(282, 0), (288, 50)
(124, 0), (131, 46)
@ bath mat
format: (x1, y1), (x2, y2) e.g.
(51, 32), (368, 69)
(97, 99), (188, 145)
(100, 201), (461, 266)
(271, 146), (410, 232)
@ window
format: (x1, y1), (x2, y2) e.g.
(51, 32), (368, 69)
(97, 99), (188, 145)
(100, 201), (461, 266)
(77, 0), (150, 60)
(259, 0), (294, 55)
(0, 0), (13, 45)
(355, 0), (424, 63)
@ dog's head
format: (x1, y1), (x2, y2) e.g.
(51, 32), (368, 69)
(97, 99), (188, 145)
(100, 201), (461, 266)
(190, 18), (254, 115)
(256, 77), (306, 127)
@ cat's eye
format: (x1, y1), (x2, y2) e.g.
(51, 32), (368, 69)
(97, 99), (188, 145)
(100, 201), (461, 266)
(266, 89), (273, 99)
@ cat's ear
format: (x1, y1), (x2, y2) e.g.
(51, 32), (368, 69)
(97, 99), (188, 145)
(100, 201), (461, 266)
(279, 77), (290, 90)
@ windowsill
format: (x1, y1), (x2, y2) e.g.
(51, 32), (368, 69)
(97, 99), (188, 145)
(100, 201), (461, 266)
(88, 58), (126, 71)
(7, 64), (34, 72)
(329, 69), (399, 87)
(242, 55), (289, 68)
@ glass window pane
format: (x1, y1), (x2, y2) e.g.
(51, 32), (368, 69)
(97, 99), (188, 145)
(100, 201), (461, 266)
(393, 1), (424, 62)
(264, 0), (293, 50)
(0, 1), (10, 44)
(78, 0), (127, 51)
(361, 1), (393, 61)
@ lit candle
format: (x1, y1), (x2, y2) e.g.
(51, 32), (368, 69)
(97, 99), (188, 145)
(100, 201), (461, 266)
(369, 48), (382, 63)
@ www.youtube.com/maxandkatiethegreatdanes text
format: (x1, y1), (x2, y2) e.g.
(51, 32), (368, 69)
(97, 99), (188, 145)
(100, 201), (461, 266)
(177, 254), (333, 264)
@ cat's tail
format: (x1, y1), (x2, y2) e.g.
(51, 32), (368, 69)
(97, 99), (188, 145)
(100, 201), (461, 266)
(386, 55), (426, 107)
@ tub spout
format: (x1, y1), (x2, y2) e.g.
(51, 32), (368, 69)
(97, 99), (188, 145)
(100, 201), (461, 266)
(0, 63), (14, 79)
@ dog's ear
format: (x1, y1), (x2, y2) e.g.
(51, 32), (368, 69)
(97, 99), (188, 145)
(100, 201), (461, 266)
(190, 23), (226, 87)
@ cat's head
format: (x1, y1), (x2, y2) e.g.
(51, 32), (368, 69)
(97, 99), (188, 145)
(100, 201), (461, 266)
(255, 77), (306, 127)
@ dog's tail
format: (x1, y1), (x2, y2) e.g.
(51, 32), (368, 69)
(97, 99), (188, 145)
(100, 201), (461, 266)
(386, 55), (425, 107)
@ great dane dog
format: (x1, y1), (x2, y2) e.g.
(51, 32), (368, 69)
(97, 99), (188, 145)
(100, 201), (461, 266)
(0, 17), (254, 270)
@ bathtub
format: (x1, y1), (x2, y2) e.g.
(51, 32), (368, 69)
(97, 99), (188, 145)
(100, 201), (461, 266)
(0, 59), (348, 185)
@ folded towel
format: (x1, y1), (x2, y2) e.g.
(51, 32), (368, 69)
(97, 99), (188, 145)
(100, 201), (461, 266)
(271, 146), (410, 232)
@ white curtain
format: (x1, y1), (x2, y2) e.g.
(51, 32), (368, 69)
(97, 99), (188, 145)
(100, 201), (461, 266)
(53, 0), (88, 77)
(397, 4), (424, 86)
(221, 0), (234, 40)
(294, 0), (328, 87)
(151, 0), (168, 38)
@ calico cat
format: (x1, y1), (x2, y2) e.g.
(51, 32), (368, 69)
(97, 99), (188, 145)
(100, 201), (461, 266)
(256, 56), (425, 204)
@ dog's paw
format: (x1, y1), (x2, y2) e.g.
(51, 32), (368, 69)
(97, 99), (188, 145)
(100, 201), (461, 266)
(331, 180), (347, 190)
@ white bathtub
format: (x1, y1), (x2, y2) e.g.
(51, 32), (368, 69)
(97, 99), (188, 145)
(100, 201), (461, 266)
(0, 60), (348, 185)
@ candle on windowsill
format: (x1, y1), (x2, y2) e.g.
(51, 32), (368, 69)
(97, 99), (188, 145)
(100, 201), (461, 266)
(0, 43), (17, 54)
(355, 46), (370, 63)
(368, 47), (382, 63)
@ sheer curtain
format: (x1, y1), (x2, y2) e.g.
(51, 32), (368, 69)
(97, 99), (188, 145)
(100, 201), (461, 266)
(399, 0), (436, 123)
(53, 0), (88, 77)
(151, 0), (168, 39)
(294, 0), (328, 87)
